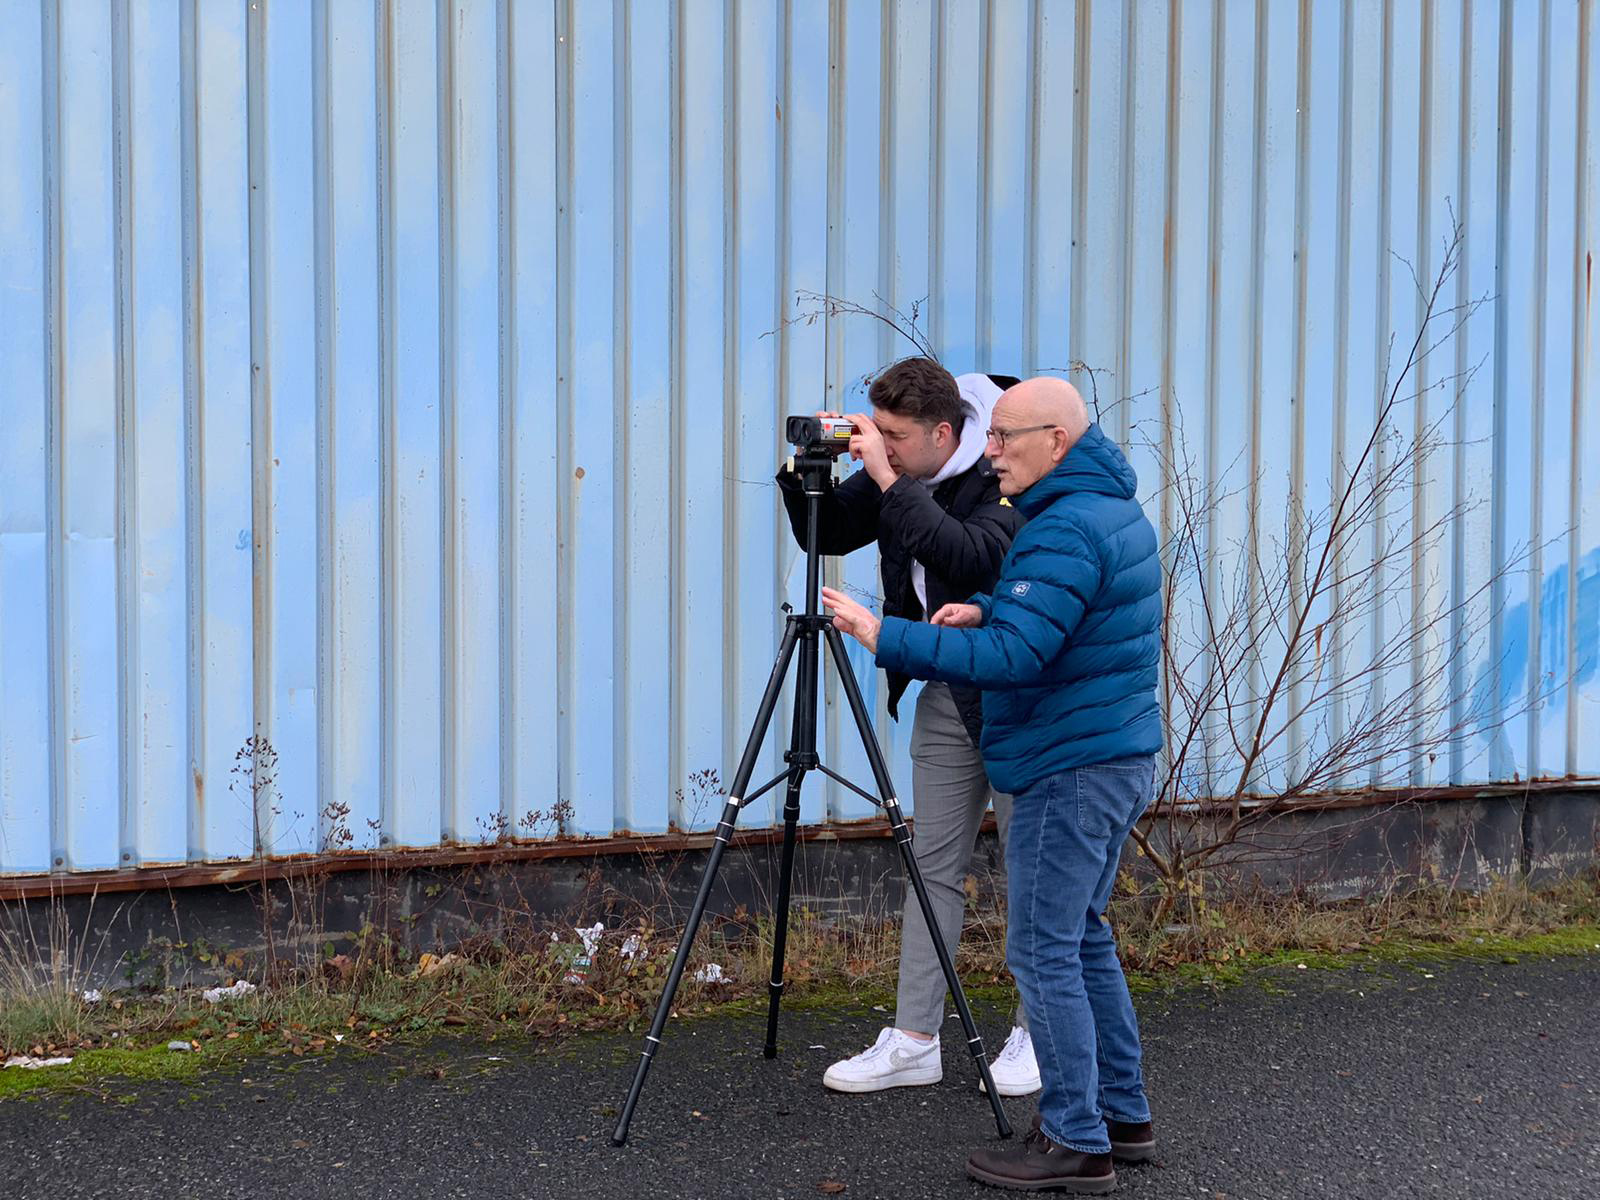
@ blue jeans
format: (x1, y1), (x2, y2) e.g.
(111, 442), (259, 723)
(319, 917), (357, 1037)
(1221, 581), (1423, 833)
(1004, 756), (1154, 1153)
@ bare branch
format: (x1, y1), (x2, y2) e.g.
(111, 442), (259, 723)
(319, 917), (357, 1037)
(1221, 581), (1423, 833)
(1138, 215), (1535, 890)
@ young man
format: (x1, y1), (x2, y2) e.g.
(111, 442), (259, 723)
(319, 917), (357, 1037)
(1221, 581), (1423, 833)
(775, 356), (1040, 1097)
(822, 376), (1162, 1193)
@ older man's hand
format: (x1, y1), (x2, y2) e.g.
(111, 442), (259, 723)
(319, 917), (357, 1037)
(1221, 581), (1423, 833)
(929, 603), (984, 628)
(820, 587), (881, 654)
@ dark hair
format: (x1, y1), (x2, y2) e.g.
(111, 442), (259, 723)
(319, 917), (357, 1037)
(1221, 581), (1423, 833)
(867, 357), (965, 436)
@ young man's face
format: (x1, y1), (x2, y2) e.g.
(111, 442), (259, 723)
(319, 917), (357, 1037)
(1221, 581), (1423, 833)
(871, 406), (954, 481)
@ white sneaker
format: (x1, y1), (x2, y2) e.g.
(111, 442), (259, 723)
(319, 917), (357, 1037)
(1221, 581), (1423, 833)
(822, 1027), (943, 1093)
(981, 1026), (1041, 1096)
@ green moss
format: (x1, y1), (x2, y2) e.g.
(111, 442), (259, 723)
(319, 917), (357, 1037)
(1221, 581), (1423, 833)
(1124, 922), (1600, 994)
(0, 1037), (271, 1100)
(1, 1045), (193, 1099)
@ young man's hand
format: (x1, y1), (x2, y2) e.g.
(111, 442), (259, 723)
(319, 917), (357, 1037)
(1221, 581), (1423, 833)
(843, 413), (898, 491)
(820, 587), (881, 654)
(929, 603), (983, 628)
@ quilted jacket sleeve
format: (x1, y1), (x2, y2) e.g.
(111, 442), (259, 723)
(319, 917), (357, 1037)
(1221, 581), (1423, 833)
(876, 516), (1102, 689)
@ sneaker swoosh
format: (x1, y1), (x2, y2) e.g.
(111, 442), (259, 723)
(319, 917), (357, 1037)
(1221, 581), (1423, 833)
(888, 1048), (931, 1070)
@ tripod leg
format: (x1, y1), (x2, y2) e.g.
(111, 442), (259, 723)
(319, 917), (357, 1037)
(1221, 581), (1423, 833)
(823, 627), (1013, 1140)
(766, 581), (822, 1059)
(763, 770), (804, 1057)
(612, 620), (801, 1147)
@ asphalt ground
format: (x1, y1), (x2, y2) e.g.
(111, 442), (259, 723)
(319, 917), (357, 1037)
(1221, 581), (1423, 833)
(2, 953), (1596, 1198)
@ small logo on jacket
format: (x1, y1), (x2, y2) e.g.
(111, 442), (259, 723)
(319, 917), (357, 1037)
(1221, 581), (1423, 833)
(1011, 582), (1031, 596)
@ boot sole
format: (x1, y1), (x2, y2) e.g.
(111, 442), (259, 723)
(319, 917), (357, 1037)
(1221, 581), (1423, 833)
(965, 1162), (1116, 1193)
(822, 1067), (942, 1093)
(1110, 1140), (1155, 1164)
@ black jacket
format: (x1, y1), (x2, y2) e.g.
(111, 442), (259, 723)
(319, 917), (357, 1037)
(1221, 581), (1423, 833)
(776, 444), (1025, 747)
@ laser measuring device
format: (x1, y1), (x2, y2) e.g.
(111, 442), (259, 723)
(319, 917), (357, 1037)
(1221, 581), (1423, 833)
(784, 414), (858, 457)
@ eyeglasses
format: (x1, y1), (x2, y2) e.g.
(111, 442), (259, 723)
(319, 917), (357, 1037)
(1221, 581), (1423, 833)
(984, 424), (1060, 449)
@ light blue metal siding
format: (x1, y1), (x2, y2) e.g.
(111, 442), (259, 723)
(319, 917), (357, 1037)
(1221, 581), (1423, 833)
(186, 0), (257, 866)
(322, 0), (385, 854)
(56, 3), (122, 873)
(0, 0), (53, 876)
(0, 0), (1596, 876)
(505, 0), (561, 840)
(124, 0), (189, 868)
(1582, 0), (1600, 776)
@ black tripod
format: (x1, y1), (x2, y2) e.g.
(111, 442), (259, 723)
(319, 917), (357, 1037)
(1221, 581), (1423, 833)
(611, 447), (1014, 1146)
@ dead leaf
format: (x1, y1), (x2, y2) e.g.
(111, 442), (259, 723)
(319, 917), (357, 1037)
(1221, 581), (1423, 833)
(818, 1182), (847, 1195)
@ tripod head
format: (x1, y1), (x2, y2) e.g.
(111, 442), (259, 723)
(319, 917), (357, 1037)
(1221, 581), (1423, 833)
(783, 449), (839, 496)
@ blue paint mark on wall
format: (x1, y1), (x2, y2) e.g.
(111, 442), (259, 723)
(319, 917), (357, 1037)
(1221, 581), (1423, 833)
(1473, 547), (1600, 774)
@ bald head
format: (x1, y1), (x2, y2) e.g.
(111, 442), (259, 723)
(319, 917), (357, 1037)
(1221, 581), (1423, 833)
(984, 376), (1092, 496)
(995, 376), (1090, 441)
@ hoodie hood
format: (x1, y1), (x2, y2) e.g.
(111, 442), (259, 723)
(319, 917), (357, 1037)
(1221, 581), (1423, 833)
(908, 373), (1007, 619)
(1015, 424), (1140, 518)
(923, 373), (1004, 487)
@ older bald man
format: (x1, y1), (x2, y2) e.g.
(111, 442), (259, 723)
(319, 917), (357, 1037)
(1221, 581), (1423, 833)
(823, 377), (1162, 1193)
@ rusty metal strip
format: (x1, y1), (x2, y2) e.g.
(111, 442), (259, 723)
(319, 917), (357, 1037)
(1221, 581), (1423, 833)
(1, 779), (1593, 902)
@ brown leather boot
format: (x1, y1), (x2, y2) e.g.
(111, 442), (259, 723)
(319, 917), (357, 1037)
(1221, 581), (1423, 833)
(966, 1115), (1116, 1193)
(1106, 1118), (1155, 1164)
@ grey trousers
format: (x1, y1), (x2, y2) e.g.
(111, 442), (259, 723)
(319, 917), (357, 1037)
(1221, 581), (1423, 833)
(895, 682), (1027, 1036)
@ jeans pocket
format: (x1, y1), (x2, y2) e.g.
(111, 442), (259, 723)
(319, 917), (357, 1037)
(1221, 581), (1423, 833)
(1076, 760), (1156, 839)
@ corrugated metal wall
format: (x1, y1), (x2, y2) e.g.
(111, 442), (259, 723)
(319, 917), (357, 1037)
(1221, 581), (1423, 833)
(0, 0), (1595, 877)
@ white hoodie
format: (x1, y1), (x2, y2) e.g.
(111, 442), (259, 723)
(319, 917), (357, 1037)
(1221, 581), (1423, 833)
(910, 372), (1005, 616)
